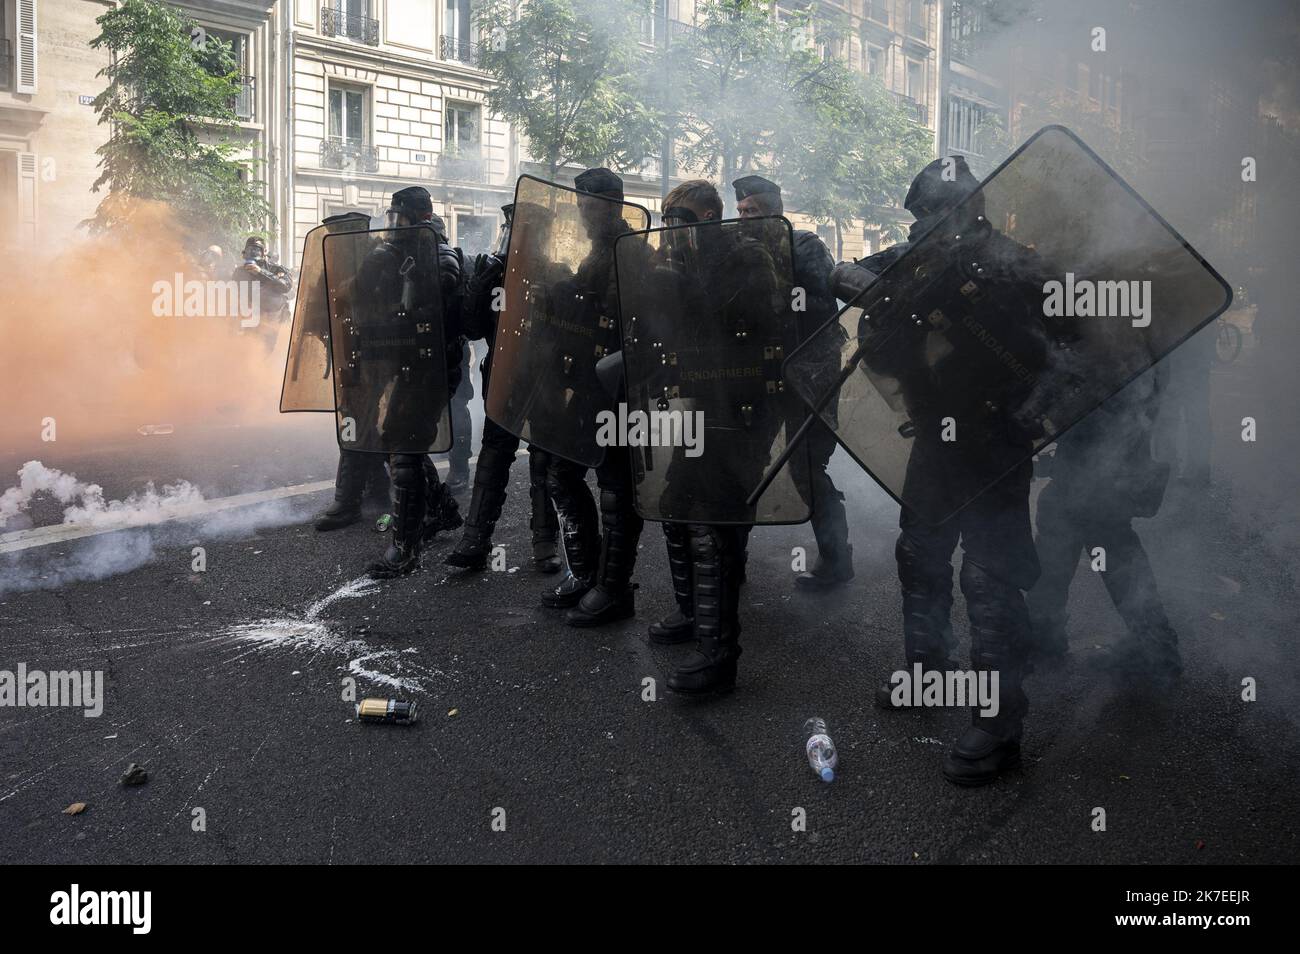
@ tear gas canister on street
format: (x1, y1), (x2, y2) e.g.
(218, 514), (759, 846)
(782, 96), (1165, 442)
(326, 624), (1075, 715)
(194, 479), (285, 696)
(356, 698), (419, 725)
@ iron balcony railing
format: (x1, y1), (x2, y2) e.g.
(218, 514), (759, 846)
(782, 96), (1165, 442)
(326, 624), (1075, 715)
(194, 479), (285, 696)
(320, 136), (379, 173)
(437, 150), (487, 182)
(639, 15), (696, 47)
(440, 34), (479, 63)
(321, 6), (380, 46)
(891, 91), (929, 126)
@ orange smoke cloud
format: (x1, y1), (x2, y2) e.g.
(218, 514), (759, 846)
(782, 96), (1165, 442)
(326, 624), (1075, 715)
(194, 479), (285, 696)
(0, 199), (292, 452)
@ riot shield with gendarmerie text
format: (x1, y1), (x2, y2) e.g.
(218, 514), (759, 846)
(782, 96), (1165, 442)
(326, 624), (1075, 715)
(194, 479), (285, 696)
(321, 225), (452, 455)
(782, 125), (1232, 525)
(484, 175), (651, 467)
(616, 215), (812, 525)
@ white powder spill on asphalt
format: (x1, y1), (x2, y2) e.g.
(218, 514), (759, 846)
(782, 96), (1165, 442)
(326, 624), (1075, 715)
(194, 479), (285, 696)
(221, 577), (437, 693)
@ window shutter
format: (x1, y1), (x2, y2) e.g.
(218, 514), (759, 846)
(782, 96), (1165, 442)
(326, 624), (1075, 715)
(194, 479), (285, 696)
(16, 0), (38, 94)
(17, 152), (38, 242)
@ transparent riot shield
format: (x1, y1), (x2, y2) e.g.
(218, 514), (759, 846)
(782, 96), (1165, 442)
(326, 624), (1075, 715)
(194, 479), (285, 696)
(321, 225), (452, 455)
(484, 175), (652, 467)
(280, 224), (335, 412)
(782, 125), (1232, 524)
(615, 216), (812, 525)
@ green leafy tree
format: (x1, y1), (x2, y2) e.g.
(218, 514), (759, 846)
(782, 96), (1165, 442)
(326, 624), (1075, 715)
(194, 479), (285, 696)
(661, 1), (931, 252)
(86, 0), (271, 251)
(475, 0), (661, 178)
(772, 59), (933, 257)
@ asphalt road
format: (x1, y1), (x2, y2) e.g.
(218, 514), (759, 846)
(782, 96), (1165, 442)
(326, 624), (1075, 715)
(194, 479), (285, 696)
(1, 334), (1298, 864)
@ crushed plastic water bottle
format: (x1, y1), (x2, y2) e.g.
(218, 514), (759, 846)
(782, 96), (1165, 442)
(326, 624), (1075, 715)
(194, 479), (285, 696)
(804, 717), (838, 782)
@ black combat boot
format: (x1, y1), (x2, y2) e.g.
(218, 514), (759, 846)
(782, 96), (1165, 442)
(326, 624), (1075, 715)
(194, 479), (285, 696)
(943, 564), (1029, 785)
(528, 450), (562, 574)
(942, 665), (1026, 786)
(315, 451), (368, 532)
(795, 474), (853, 588)
(795, 543), (855, 589)
(649, 523), (694, 644)
(448, 431), (472, 494)
(421, 473), (463, 543)
(667, 527), (743, 695)
(874, 651), (960, 710)
(368, 456), (427, 579)
(879, 531), (959, 707)
(540, 464), (599, 608)
(362, 456), (391, 512)
(566, 490), (643, 627)
(445, 443), (513, 570)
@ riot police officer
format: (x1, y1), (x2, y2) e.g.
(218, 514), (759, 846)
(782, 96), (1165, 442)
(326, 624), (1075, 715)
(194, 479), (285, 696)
(445, 204), (562, 574)
(363, 187), (465, 578)
(733, 175), (853, 589)
(1027, 364), (1182, 686)
(540, 168), (647, 627)
(837, 156), (1048, 785)
(313, 212), (391, 532)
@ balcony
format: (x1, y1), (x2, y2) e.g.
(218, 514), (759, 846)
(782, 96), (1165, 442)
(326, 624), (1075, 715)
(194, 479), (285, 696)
(320, 6), (380, 46)
(639, 15), (696, 47)
(230, 76), (255, 121)
(320, 137), (379, 174)
(891, 92), (929, 126)
(440, 35), (479, 64)
(437, 150), (487, 182)
(0, 39), (11, 91)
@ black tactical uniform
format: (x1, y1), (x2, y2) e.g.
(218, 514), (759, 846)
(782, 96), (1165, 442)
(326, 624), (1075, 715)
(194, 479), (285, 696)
(445, 203), (561, 574)
(313, 212), (391, 531)
(1027, 364), (1181, 685)
(366, 187), (465, 578)
(541, 168), (645, 627)
(649, 218), (789, 694)
(838, 157), (1048, 784)
(732, 176), (853, 589)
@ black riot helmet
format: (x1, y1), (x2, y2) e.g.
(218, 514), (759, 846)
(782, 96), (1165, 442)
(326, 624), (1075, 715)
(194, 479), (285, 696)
(903, 156), (985, 239)
(387, 186), (434, 228)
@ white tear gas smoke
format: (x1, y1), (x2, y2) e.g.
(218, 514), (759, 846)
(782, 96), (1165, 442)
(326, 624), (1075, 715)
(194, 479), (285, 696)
(0, 461), (315, 596)
(0, 460), (204, 530)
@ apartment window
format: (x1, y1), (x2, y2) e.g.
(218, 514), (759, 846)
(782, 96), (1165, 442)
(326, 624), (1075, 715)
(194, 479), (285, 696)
(868, 1), (891, 26)
(7, 0), (38, 93)
(329, 85), (367, 143)
(906, 0), (926, 40)
(905, 59), (923, 103)
(206, 28), (254, 120)
(948, 98), (988, 155)
(444, 103), (480, 155)
(948, 0), (983, 59)
(864, 43), (884, 78)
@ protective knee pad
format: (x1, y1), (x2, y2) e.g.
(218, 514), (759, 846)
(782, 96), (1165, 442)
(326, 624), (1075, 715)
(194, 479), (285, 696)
(663, 523), (693, 613)
(960, 559), (1031, 666)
